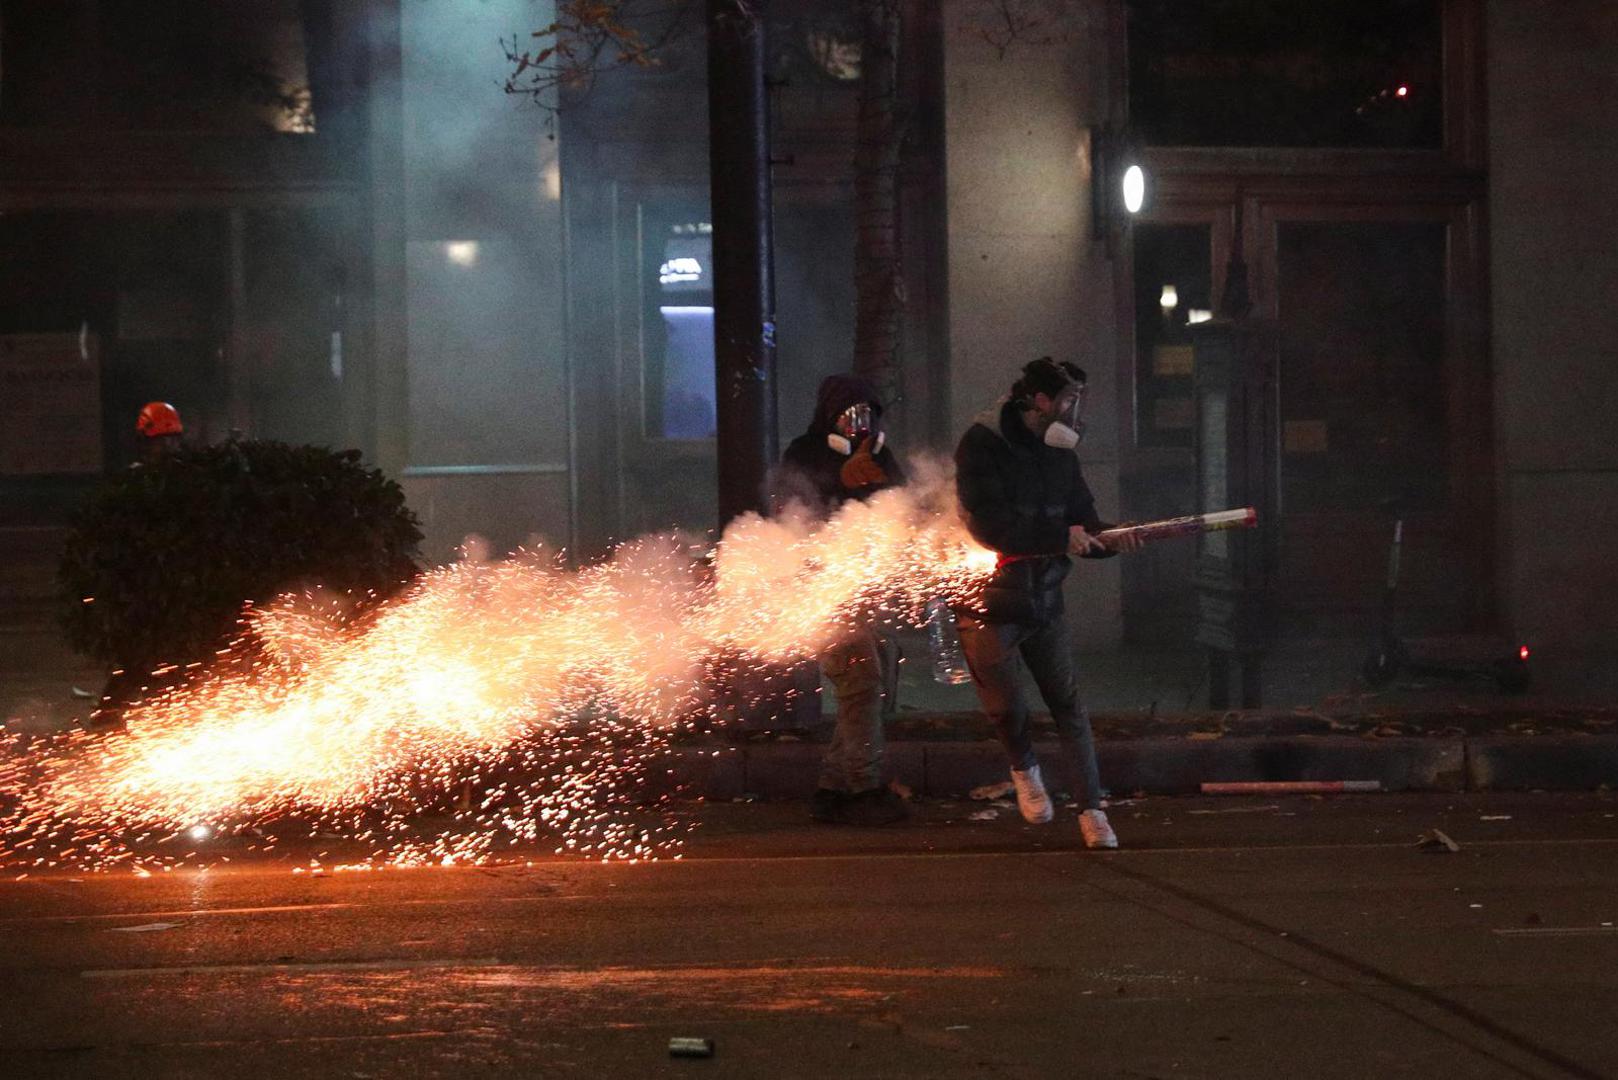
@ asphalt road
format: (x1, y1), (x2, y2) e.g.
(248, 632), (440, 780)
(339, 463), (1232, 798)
(3, 792), (1618, 1079)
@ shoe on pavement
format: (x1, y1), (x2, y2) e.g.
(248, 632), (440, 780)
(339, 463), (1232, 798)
(1010, 765), (1054, 824)
(1079, 808), (1118, 849)
(810, 788), (844, 823)
(832, 787), (909, 826)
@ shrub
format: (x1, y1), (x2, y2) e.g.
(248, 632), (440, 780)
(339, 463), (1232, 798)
(59, 440), (422, 671)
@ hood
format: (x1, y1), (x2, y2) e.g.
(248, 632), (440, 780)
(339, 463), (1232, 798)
(971, 396), (1037, 446)
(810, 374), (884, 433)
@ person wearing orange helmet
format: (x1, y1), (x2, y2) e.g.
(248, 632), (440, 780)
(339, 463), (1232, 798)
(135, 401), (183, 463)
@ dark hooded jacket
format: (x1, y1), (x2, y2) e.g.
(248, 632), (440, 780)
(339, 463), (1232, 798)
(777, 374), (906, 514)
(954, 397), (1114, 624)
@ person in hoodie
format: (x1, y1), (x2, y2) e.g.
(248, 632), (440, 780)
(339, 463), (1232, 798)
(954, 357), (1142, 849)
(777, 374), (909, 826)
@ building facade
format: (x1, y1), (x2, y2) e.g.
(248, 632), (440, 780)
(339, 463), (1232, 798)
(2, 1), (1615, 682)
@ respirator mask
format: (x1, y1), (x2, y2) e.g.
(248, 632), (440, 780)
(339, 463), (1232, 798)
(827, 402), (884, 456)
(1041, 383), (1088, 450)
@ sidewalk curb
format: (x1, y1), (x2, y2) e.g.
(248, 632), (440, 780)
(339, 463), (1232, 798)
(1467, 735), (1618, 791)
(651, 734), (1618, 800)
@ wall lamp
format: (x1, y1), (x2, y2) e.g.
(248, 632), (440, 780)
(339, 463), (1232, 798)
(1089, 125), (1149, 254)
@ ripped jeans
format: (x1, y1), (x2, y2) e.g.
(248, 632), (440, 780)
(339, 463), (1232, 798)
(956, 614), (1103, 811)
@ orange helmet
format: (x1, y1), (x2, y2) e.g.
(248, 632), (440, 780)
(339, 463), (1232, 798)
(136, 401), (183, 438)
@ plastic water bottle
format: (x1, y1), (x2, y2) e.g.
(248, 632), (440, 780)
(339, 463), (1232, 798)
(925, 597), (973, 685)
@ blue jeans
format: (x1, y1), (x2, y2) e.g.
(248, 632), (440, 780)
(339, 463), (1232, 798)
(957, 615), (1103, 811)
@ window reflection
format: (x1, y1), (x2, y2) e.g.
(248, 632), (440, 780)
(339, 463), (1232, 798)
(1128, 0), (1442, 149)
(647, 222), (716, 440)
(0, 0), (317, 134)
(1133, 224), (1212, 449)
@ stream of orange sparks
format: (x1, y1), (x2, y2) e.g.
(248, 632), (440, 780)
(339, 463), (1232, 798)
(1, 468), (998, 872)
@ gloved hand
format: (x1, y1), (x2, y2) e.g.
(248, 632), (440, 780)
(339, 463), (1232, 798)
(839, 437), (889, 490)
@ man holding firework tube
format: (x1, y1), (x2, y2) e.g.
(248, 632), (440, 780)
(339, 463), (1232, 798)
(954, 358), (1142, 849)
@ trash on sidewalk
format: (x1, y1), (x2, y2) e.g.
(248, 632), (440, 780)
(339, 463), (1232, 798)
(669, 1037), (715, 1058)
(1414, 829), (1461, 853)
(970, 780), (1013, 801)
(968, 808), (1001, 821)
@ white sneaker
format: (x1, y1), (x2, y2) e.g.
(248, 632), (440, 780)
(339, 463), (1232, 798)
(1079, 808), (1118, 849)
(1010, 765), (1054, 824)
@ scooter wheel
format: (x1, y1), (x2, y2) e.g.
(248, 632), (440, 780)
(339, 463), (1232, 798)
(1494, 659), (1531, 694)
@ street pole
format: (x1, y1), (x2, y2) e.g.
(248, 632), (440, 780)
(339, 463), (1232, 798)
(707, 0), (778, 528)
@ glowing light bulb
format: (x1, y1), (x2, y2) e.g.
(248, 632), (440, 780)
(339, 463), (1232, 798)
(444, 241), (479, 267)
(1159, 284), (1179, 310)
(1122, 165), (1146, 214)
(1396, 85), (1409, 98)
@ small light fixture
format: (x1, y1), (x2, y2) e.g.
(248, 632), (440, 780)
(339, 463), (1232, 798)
(444, 241), (479, 267)
(658, 257), (704, 285)
(1396, 84), (1409, 98)
(1159, 284), (1179, 311)
(1187, 308), (1214, 324)
(1122, 165), (1146, 215)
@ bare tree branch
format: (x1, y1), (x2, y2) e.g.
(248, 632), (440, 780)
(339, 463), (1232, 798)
(503, 1), (701, 117)
(956, 0), (1078, 60)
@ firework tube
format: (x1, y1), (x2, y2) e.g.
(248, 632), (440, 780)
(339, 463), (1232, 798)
(1094, 507), (1257, 548)
(1201, 780), (1382, 795)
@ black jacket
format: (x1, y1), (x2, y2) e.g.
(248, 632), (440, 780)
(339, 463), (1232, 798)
(777, 375), (906, 514)
(954, 398), (1113, 624)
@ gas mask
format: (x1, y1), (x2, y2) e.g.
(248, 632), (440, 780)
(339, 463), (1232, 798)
(1041, 383), (1088, 450)
(827, 402), (884, 456)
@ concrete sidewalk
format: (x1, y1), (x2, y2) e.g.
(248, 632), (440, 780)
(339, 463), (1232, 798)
(650, 726), (1618, 802)
(5, 621), (1617, 799)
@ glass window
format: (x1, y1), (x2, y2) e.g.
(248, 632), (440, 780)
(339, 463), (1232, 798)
(1127, 0), (1442, 148)
(1132, 224), (1213, 449)
(0, 208), (355, 473)
(645, 221), (716, 440)
(1277, 221), (1448, 514)
(0, 0), (316, 133)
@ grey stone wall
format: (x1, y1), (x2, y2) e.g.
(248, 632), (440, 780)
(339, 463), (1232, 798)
(1488, 0), (1618, 653)
(942, 3), (1125, 649)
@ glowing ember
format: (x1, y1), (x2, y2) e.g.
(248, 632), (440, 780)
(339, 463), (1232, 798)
(1, 463), (996, 871)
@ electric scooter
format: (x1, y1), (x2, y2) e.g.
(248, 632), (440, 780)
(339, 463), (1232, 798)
(1361, 504), (1531, 693)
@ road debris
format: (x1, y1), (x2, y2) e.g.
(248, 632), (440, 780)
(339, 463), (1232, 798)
(669, 1037), (715, 1058)
(968, 808), (1001, 821)
(1415, 829), (1461, 853)
(970, 780), (1013, 801)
